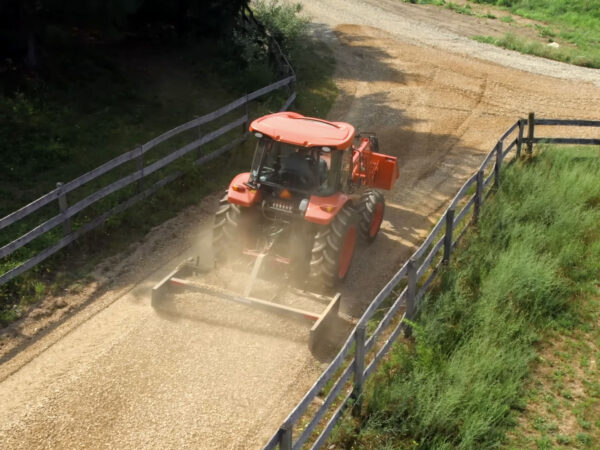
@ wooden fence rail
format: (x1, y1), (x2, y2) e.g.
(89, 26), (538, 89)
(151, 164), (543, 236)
(264, 113), (600, 450)
(0, 75), (296, 286)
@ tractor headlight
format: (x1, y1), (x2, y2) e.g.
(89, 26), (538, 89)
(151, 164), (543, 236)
(299, 198), (309, 212)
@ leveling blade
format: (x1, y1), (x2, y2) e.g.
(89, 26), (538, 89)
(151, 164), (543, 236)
(151, 258), (342, 352)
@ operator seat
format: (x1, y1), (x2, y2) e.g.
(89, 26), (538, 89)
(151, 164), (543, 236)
(280, 151), (317, 189)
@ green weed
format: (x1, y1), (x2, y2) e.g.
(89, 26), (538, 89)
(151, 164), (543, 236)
(471, 0), (600, 67)
(407, 0), (600, 68)
(329, 147), (600, 448)
(446, 2), (476, 16)
(473, 33), (600, 68)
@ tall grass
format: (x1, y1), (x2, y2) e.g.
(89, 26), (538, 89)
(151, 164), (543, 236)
(331, 147), (600, 448)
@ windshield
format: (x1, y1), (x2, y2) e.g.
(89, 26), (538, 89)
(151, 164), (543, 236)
(250, 140), (341, 194)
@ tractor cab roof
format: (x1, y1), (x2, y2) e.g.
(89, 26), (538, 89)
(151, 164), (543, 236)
(249, 112), (355, 150)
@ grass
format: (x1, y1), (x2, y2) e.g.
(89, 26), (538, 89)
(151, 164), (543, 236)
(328, 146), (600, 448)
(405, 0), (600, 68)
(506, 292), (600, 448)
(473, 33), (600, 68)
(404, 0), (496, 19)
(471, 0), (600, 68)
(0, 4), (338, 325)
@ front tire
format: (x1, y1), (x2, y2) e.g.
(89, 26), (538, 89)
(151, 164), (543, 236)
(310, 204), (359, 288)
(212, 192), (242, 263)
(357, 190), (385, 243)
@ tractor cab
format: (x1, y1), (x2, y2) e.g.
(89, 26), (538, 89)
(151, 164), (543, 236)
(152, 112), (399, 355)
(248, 112), (355, 197)
(249, 139), (341, 195)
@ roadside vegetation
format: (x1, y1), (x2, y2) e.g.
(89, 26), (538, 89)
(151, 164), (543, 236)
(406, 0), (600, 68)
(0, 0), (337, 324)
(405, 0), (497, 19)
(330, 146), (600, 448)
(472, 32), (600, 69)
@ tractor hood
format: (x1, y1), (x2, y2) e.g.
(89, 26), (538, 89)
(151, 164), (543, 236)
(249, 112), (355, 150)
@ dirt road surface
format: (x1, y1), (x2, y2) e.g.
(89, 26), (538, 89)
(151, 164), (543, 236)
(2, 1), (599, 448)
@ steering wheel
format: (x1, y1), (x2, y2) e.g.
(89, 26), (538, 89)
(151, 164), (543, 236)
(258, 166), (275, 182)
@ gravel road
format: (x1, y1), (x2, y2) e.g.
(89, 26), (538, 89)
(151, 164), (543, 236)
(1, 1), (599, 448)
(300, 0), (600, 87)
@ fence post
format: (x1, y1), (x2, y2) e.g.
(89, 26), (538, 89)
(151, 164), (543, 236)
(136, 145), (144, 192)
(516, 119), (525, 158)
(290, 72), (296, 97)
(242, 94), (249, 135)
(280, 423), (292, 450)
(443, 208), (455, 264)
(474, 170), (483, 224)
(352, 324), (366, 415)
(494, 141), (502, 189)
(56, 182), (71, 236)
(404, 257), (417, 337)
(527, 112), (535, 155)
(196, 119), (204, 162)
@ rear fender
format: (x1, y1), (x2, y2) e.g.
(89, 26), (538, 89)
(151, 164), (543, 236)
(305, 193), (350, 225)
(228, 173), (261, 207)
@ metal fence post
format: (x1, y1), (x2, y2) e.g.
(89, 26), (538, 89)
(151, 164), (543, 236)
(527, 112), (535, 155)
(443, 208), (455, 264)
(494, 141), (502, 189)
(404, 258), (417, 337)
(56, 182), (71, 236)
(516, 119), (525, 158)
(474, 170), (483, 224)
(352, 324), (366, 414)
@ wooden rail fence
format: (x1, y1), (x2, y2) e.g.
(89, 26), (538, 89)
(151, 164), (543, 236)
(0, 74), (296, 286)
(263, 113), (600, 450)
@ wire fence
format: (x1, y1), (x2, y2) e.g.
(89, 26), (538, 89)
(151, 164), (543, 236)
(263, 113), (600, 450)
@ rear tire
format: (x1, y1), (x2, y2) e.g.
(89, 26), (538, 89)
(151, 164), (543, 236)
(212, 192), (241, 263)
(310, 204), (359, 288)
(357, 190), (385, 243)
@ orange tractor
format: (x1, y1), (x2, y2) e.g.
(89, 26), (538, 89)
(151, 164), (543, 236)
(152, 112), (398, 348)
(214, 112), (398, 286)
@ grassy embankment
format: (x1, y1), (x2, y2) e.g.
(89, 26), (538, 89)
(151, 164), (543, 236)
(406, 0), (498, 19)
(330, 146), (600, 449)
(470, 0), (600, 68)
(0, 1), (337, 324)
(406, 0), (600, 68)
